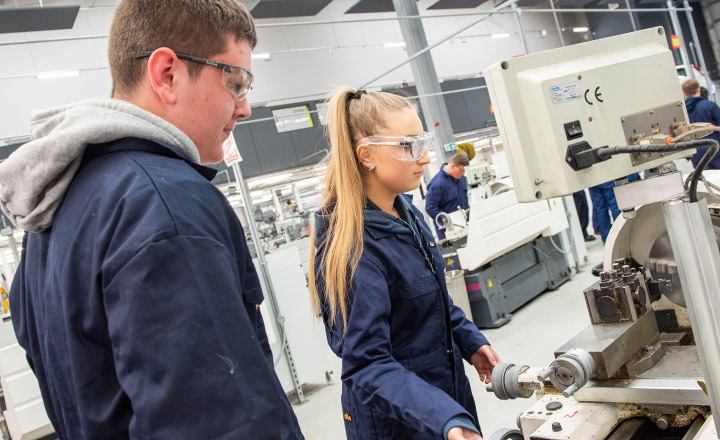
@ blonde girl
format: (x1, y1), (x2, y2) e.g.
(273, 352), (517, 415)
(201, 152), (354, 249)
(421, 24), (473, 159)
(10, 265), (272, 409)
(310, 87), (500, 440)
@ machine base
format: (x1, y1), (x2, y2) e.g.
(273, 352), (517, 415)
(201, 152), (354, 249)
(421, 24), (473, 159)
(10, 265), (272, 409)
(465, 235), (571, 329)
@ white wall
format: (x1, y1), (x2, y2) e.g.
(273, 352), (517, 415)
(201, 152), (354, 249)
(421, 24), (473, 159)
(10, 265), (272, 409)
(0, 0), (589, 141)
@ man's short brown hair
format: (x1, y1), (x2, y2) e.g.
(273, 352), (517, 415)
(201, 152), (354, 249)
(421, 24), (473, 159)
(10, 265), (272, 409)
(109, 0), (257, 97)
(682, 79), (700, 97)
(450, 153), (470, 167)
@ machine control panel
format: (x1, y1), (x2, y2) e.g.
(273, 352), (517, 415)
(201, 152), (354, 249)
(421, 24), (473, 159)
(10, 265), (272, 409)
(484, 27), (693, 202)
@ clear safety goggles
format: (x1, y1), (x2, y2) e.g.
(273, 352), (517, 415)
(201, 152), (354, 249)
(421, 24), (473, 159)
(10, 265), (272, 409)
(362, 132), (435, 161)
(135, 50), (254, 101)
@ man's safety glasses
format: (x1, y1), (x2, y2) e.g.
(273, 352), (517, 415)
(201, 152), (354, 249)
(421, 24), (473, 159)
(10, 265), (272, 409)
(135, 51), (254, 101)
(362, 132), (435, 162)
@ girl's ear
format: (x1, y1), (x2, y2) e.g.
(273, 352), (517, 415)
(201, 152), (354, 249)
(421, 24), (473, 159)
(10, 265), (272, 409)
(356, 143), (375, 169)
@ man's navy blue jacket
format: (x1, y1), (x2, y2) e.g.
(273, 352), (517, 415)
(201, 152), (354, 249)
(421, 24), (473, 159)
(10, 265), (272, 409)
(11, 138), (304, 439)
(313, 195), (489, 439)
(425, 165), (469, 239)
(685, 96), (720, 169)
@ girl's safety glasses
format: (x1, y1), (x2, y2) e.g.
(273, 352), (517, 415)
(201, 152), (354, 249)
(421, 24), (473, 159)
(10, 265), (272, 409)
(135, 50), (254, 101)
(362, 132), (435, 162)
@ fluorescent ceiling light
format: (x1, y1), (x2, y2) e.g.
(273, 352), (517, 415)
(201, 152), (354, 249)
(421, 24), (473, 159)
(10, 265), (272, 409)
(250, 190), (267, 198)
(573, 27), (589, 33)
(383, 42), (406, 48)
(491, 33), (510, 39)
(248, 173), (293, 188)
(251, 53), (271, 60)
(296, 177), (320, 188)
(276, 184), (293, 192)
(36, 70), (79, 80)
(253, 195), (273, 203)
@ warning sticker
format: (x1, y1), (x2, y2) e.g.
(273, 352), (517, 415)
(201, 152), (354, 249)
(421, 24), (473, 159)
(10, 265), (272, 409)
(549, 82), (582, 104)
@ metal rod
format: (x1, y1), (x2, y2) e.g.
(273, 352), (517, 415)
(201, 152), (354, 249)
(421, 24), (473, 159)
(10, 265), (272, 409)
(625, 0), (638, 31)
(537, 365), (556, 381)
(0, 34), (108, 46)
(561, 195), (583, 272)
(549, 0), (565, 46)
(0, 66), (108, 81)
(662, 197), (720, 435)
(216, 169), (230, 184)
(232, 162), (306, 403)
(7, 235), (19, 266)
(292, 184), (304, 212)
(0, 7), (692, 48)
(234, 85), (491, 126)
(667, 1), (695, 80)
(683, 0), (715, 102)
(360, 0), (515, 88)
(253, 7), (692, 28)
(512, 0), (530, 54)
(488, 16), (522, 43)
(689, 41), (698, 65)
(393, 0), (456, 163)
(1, 83), (493, 144)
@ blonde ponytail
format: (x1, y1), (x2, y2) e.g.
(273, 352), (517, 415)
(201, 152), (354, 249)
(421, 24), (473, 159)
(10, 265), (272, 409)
(309, 87), (417, 330)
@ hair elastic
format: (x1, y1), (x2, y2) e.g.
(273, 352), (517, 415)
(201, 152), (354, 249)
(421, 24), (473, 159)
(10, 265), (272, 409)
(350, 89), (366, 100)
(346, 89), (367, 112)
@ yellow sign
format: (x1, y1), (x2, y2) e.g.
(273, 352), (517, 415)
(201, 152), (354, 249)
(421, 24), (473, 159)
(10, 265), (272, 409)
(488, 280), (493, 288)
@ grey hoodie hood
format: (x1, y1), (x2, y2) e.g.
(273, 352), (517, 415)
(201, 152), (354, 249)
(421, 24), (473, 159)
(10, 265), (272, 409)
(0, 99), (200, 232)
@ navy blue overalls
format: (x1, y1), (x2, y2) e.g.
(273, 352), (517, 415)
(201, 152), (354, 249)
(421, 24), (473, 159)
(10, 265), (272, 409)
(314, 195), (489, 439)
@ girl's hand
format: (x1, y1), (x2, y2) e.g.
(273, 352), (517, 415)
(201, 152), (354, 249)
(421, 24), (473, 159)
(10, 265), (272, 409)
(470, 344), (500, 384)
(447, 427), (483, 440)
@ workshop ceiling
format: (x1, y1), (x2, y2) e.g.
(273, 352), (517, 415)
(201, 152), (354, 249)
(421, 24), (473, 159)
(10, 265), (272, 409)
(345, 0), (400, 13)
(250, 0), (333, 18)
(0, 0), (621, 34)
(428, 0), (488, 10)
(0, 5), (79, 33)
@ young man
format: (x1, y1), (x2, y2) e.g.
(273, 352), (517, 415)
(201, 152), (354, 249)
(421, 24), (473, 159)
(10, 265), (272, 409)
(682, 79), (720, 169)
(0, 1), (304, 438)
(425, 153), (470, 240)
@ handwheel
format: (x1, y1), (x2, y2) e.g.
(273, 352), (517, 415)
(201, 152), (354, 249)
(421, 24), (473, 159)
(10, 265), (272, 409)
(489, 428), (524, 440)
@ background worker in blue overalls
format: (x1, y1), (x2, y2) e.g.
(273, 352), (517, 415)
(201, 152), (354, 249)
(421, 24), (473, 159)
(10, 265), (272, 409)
(425, 153), (470, 240)
(683, 78), (720, 170)
(589, 173), (640, 242)
(309, 87), (500, 440)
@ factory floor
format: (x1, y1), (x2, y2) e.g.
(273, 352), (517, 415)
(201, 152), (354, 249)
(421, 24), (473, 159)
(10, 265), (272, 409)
(292, 237), (605, 440)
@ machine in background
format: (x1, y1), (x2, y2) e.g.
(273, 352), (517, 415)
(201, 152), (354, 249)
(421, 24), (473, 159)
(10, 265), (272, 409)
(439, 188), (575, 328)
(483, 27), (719, 439)
(433, 140), (588, 329)
(252, 241), (335, 400)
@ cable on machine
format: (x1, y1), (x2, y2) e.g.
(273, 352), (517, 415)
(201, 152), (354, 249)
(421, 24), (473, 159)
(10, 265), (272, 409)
(593, 139), (719, 203)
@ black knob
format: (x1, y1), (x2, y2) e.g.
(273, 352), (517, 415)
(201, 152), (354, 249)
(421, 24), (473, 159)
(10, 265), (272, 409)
(546, 401), (563, 411)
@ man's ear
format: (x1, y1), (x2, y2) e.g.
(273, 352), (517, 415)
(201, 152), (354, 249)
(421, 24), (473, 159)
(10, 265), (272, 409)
(146, 47), (182, 105)
(356, 143), (375, 169)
